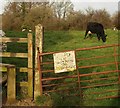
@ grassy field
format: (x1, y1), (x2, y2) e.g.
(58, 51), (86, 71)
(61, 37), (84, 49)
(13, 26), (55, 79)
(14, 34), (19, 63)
(2, 29), (120, 106)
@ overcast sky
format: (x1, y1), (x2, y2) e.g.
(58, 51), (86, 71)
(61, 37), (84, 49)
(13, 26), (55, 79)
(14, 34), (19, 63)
(71, 0), (119, 15)
(0, 0), (119, 15)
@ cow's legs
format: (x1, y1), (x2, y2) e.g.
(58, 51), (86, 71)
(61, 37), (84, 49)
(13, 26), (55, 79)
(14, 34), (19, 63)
(89, 34), (92, 39)
(97, 34), (100, 41)
(84, 30), (89, 39)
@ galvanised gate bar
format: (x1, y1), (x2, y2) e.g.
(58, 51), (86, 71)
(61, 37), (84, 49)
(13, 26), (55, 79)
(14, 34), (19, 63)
(37, 44), (120, 101)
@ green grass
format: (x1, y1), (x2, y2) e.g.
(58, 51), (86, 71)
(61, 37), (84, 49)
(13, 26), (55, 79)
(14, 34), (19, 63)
(2, 29), (120, 106)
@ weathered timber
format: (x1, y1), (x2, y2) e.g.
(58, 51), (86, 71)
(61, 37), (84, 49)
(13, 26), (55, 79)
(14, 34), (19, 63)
(0, 37), (28, 43)
(34, 24), (43, 99)
(0, 63), (16, 104)
(19, 67), (28, 72)
(0, 52), (28, 58)
(20, 82), (28, 87)
(27, 33), (33, 98)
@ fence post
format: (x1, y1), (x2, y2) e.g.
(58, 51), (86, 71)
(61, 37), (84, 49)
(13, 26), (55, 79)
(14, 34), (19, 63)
(34, 24), (43, 99)
(7, 66), (16, 104)
(27, 32), (33, 98)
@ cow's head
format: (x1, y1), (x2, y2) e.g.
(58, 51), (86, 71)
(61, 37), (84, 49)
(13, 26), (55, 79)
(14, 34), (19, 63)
(102, 34), (107, 42)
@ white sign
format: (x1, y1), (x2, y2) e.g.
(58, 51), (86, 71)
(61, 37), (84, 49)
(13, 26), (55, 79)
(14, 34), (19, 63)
(53, 51), (76, 73)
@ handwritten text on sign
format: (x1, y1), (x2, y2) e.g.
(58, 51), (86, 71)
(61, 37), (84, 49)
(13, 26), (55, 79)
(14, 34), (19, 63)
(53, 51), (76, 73)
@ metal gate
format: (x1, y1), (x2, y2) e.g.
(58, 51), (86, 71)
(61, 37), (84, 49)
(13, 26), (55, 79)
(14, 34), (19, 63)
(37, 44), (120, 101)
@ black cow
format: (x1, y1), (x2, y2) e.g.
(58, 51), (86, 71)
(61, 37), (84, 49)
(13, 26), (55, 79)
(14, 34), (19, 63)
(84, 22), (107, 42)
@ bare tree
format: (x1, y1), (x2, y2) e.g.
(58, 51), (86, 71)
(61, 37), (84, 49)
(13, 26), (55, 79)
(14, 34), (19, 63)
(93, 9), (112, 28)
(2, 1), (115, 31)
(85, 7), (95, 21)
(112, 11), (120, 29)
(85, 8), (112, 28)
(52, 0), (74, 19)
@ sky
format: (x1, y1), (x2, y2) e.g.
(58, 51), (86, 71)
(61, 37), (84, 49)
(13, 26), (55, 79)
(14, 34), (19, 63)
(0, 0), (119, 15)
(71, 0), (119, 15)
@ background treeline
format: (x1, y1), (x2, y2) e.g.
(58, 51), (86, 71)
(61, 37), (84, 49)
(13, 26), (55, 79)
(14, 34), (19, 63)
(2, 1), (120, 31)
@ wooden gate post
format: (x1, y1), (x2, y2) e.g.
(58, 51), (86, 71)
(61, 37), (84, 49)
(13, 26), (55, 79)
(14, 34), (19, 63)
(7, 66), (16, 104)
(28, 32), (33, 98)
(34, 24), (43, 99)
